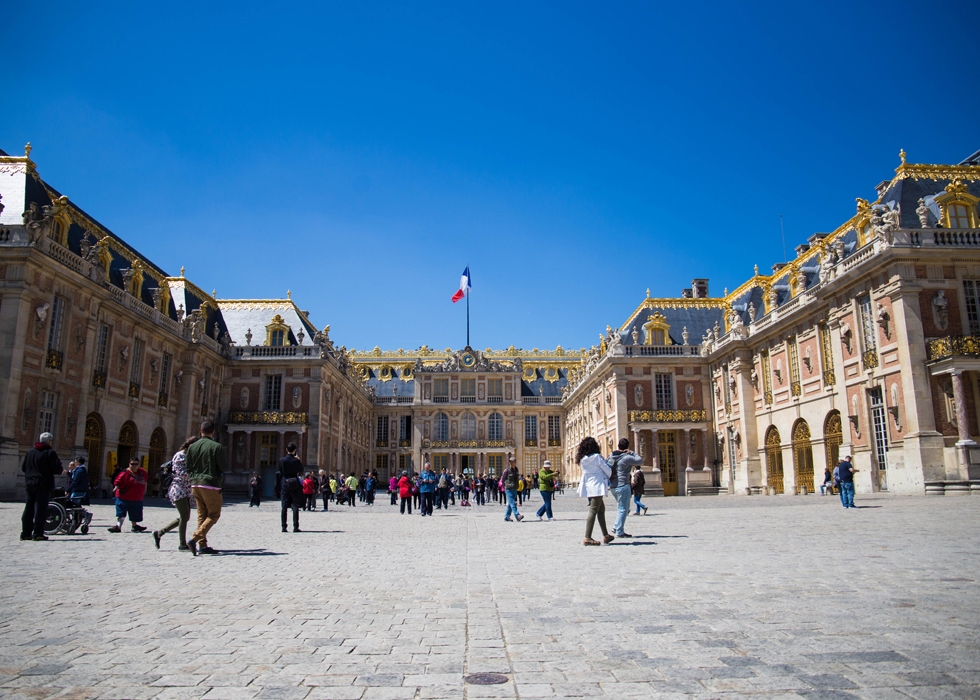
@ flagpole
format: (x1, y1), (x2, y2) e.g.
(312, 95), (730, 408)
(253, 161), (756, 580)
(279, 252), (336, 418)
(466, 265), (470, 348)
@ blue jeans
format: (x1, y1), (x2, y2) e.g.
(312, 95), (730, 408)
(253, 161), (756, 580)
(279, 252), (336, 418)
(840, 481), (855, 508)
(536, 490), (553, 519)
(611, 485), (631, 535)
(504, 489), (520, 519)
(633, 494), (647, 514)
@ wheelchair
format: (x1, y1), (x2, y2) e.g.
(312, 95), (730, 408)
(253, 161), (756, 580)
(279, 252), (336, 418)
(44, 488), (93, 536)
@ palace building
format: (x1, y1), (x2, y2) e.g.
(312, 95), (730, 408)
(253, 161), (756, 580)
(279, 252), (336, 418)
(1, 145), (979, 499)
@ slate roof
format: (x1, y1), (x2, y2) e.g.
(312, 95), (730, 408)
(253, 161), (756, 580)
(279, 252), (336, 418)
(619, 302), (726, 346)
(216, 300), (318, 347)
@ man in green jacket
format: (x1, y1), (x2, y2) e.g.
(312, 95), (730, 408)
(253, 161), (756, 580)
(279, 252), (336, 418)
(185, 419), (227, 555)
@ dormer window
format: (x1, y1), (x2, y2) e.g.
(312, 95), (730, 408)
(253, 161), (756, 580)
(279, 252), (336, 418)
(265, 314), (291, 346)
(936, 179), (979, 229)
(643, 312), (671, 346)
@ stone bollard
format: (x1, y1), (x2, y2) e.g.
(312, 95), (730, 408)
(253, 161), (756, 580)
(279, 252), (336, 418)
(801, 485), (808, 496)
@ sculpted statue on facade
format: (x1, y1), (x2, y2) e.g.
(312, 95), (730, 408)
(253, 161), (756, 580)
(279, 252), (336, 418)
(607, 328), (623, 356)
(631, 327), (639, 345)
(916, 198), (930, 228)
(682, 326), (689, 345)
(795, 268), (808, 291)
(747, 302), (756, 322)
(22, 202), (46, 246)
(882, 203), (901, 232)
(819, 248), (835, 283)
(932, 290), (949, 331)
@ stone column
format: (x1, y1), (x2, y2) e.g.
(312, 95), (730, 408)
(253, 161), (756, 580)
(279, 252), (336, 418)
(702, 429), (710, 471)
(684, 428), (692, 470)
(651, 429), (659, 472)
(888, 284), (946, 490)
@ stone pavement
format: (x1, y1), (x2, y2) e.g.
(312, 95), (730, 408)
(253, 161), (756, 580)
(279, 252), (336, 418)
(1, 490), (979, 700)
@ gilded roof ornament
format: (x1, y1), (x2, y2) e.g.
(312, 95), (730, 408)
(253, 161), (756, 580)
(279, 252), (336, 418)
(180, 266), (185, 277)
(946, 178), (969, 196)
(24, 142), (32, 158)
(899, 148), (906, 165)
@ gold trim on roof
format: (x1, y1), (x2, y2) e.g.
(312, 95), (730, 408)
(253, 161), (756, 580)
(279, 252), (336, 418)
(620, 296), (726, 331)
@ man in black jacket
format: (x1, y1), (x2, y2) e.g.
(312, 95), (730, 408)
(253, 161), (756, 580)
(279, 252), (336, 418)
(275, 443), (304, 533)
(21, 432), (64, 541)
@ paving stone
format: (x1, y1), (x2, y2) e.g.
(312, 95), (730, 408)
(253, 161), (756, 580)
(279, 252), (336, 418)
(1, 495), (978, 700)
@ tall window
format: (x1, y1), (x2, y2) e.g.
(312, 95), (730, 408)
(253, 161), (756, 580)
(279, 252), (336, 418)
(524, 453), (538, 474)
(129, 338), (145, 388)
(433, 454), (449, 471)
(433, 377), (449, 402)
(201, 367), (211, 413)
(487, 454), (502, 477)
(376, 416), (389, 446)
(433, 413), (449, 441)
(655, 374), (674, 409)
(95, 324), (109, 373)
(547, 415), (561, 446)
(270, 329), (285, 346)
(47, 296), (66, 352)
(524, 415), (538, 445)
(39, 391), (56, 435)
(869, 387), (889, 474)
(858, 294), (878, 369)
(461, 378), (476, 402)
(788, 339), (801, 397)
(460, 412), (476, 440)
(488, 412), (503, 441)
(819, 322), (836, 386)
(487, 379), (503, 402)
(761, 351), (773, 404)
(160, 352), (171, 396)
(399, 415), (412, 444)
(964, 280), (980, 334)
(376, 454), (389, 474)
(259, 433), (279, 465)
(264, 374), (282, 411)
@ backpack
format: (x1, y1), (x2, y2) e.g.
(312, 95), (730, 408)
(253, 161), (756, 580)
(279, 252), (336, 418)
(439, 475), (449, 488)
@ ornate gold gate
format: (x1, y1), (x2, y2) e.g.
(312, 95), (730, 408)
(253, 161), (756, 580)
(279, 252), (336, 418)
(825, 411), (842, 473)
(659, 431), (677, 496)
(792, 420), (814, 493)
(148, 428), (167, 497)
(764, 426), (784, 494)
(117, 421), (138, 472)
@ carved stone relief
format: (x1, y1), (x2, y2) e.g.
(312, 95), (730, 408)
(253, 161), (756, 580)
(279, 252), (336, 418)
(292, 386), (302, 409)
(685, 384), (694, 406)
(932, 290), (949, 331)
(240, 387), (249, 409)
(634, 384), (644, 408)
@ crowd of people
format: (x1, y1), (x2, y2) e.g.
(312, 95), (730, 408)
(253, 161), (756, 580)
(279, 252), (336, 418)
(20, 420), (861, 553)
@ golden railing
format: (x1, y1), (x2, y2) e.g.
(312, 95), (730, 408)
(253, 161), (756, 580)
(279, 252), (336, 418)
(927, 334), (980, 361)
(228, 411), (308, 425)
(628, 409), (708, 423)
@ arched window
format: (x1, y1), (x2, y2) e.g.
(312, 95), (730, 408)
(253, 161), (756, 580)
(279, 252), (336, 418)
(433, 413), (449, 442)
(460, 412), (476, 440)
(488, 412), (503, 441)
(937, 178), (979, 229)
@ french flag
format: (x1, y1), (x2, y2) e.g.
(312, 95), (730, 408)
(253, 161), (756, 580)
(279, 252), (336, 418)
(451, 266), (472, 303)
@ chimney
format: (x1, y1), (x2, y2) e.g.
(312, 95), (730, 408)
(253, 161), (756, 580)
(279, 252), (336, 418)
(681, 288), (693, 298)
(691, 279), (709, 299)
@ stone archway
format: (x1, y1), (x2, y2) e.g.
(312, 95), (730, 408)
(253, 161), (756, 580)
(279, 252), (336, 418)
(117, 421), (139, 473)
(792, 419), (814, 493)
(764, 426), (784, 494)
(83, 413), (105, 486)
(148, 428), (167, 497)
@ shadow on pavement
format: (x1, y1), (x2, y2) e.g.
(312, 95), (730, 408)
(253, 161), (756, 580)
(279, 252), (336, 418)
(632, 534), (688, 539)
(216, 549), (285, 556)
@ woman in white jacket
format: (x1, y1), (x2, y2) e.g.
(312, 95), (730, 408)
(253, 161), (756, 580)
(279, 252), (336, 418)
(576, 437), (614, 545)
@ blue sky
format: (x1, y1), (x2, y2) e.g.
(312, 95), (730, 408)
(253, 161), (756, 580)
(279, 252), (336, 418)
(2, 2), (978, 352)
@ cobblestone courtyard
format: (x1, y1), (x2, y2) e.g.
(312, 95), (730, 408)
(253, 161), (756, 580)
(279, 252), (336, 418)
(1, 492), (978, 700)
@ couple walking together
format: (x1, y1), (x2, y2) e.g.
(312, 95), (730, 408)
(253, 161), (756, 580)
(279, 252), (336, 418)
(577, 436), (646, 546)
